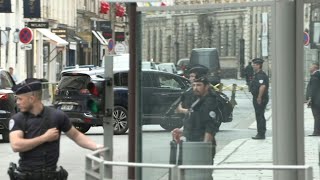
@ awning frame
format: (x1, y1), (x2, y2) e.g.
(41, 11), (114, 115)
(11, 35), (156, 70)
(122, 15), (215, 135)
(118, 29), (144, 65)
(92, 30), (108, 46)
(36, 28), (69, 46)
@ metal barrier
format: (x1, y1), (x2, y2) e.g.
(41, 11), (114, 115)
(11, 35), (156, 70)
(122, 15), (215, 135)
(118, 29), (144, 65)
(85, 148), (178, 180)
(85, 148), (314, 180)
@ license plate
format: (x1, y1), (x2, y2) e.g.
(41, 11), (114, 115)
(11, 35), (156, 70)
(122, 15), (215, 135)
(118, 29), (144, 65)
(61, 105), (73, 111)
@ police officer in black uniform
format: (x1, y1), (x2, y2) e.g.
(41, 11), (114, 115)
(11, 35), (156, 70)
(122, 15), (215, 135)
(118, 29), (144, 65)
(250, 58), (269, 140)
(172, 75), (220, 180)
(8, 78), (103, 180)
(306, 62), (320, 136)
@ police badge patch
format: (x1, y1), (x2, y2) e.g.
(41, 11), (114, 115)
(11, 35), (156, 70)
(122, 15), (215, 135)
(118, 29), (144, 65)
(9, 119), (15, 130)
(259, 80), (264, 84)
(209, 111), (216, 118)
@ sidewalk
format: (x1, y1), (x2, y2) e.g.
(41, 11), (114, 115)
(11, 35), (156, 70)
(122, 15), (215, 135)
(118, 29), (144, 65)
(213, 105), (319, 180)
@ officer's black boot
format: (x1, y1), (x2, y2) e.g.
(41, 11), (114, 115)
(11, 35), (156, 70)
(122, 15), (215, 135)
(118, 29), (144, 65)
(252, 134), (265, 140)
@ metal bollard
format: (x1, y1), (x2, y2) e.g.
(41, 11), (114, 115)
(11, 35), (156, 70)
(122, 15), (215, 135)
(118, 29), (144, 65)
(218, 83), (223, 92)
(230, 84), (238, 107)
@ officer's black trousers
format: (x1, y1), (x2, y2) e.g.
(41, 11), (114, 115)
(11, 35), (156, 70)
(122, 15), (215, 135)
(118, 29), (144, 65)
(311, 104), (320, 134)
(253, 98), (268, 136)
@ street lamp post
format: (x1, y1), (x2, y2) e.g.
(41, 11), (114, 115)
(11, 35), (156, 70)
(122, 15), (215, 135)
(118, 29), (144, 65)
(5, 27), (11, 64)
(13, 29), (19, 64)
(0, 27), (11, 67)
(174, 18), (180, 64)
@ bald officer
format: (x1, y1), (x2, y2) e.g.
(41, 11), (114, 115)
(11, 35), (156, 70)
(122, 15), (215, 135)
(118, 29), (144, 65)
(8, 78), (103, 180)
(250, 58), (269, 140)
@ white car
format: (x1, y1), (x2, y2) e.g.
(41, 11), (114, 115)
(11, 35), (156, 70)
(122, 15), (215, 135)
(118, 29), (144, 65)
(142, 61), (157, 70)
(158, 63), (177, 74)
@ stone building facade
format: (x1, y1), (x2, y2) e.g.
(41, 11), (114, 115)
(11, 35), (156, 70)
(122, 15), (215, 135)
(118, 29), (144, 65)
(140, 1), (272, 78)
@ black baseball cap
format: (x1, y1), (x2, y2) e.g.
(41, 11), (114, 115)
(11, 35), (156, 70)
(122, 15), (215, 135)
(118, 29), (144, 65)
(252, 58), (264, 64)
(188, 64), (209, 77)
(12, 78), (42, 95)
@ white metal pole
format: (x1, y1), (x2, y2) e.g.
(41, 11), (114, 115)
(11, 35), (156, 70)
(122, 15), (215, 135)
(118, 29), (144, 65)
(272, 0), (305, 180)
(104, 55), (114, 179)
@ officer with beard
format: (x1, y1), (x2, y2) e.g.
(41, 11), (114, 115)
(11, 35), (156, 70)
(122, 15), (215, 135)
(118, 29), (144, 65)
(176, 65), (209, 114)
(172, 75), (220, 180)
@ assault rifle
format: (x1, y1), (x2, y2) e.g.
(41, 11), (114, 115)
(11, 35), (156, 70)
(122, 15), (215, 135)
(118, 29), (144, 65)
(164, 87), (192, 117)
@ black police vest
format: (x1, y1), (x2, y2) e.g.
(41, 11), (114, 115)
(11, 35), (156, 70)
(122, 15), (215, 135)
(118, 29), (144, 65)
(16, 107), (58, 171)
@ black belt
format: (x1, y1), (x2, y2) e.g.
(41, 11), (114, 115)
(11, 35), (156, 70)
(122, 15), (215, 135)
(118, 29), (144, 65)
(14, 170), (59, 180)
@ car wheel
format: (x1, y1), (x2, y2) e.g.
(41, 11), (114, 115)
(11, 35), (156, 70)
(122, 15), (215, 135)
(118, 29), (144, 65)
(160, 117), (183, 131)
(74, 124), (91, 134)
(113, 106), (128, 135)
(2, 131), (9, 143)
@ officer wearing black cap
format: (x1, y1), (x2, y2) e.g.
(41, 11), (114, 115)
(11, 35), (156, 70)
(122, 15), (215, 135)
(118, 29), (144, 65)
(250, 58), (269, 140)
(172, 75), (220, 180)
(8, 78), (103, 180)
(176, 64), (209, 112)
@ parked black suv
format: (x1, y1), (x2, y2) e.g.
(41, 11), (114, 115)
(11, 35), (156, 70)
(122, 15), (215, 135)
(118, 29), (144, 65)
(54, 67), (190, 134)
(0, 69), (16, 142)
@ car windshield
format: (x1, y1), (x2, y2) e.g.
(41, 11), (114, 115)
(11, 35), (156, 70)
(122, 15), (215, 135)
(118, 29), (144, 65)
(58, 75), (91, 89)
(0, 71), (14, 89)
(191, 52), (212, 68)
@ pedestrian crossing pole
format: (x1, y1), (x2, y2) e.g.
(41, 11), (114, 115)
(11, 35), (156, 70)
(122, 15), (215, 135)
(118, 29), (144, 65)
(272, 0), (305, 180)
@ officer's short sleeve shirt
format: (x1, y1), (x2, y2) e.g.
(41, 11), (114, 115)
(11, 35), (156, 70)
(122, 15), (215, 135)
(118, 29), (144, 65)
(255, 71), (268, 87)
(251, 71), (269, 97)
(10, 107), (72, 134)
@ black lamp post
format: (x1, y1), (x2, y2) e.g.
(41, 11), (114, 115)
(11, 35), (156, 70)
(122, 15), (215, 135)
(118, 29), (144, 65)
(174, 18), (180, 64)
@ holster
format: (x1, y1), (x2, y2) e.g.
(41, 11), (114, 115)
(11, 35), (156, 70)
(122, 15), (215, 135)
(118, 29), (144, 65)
(7, 162), (17, 180)
(57, 166), (68, 180)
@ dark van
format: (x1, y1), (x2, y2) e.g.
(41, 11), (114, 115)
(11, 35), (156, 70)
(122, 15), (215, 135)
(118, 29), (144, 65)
(189, 48), (221, 85)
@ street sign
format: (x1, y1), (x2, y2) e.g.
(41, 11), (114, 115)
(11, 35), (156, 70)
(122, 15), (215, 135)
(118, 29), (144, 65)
(102, 30), (112, 39)
(304, 32), (310, 46)
(27, 22), (49, 28)
(51, 28), (67, 39)
(21, 44), (32, 50)
(115, 32), (125, 42)
(91, 21), (111, 32)
(114, 43), (126, 55)
(108, 39), (114, 51)
(19, 27), (33, 44)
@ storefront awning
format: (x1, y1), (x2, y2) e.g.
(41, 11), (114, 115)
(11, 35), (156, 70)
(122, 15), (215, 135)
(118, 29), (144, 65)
(92, 30), (108, 45)
(36, 29), (69, 46)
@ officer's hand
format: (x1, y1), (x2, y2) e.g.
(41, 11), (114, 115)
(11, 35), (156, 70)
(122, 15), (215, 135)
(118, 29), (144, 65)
(257, 97), (262, 105)
(171, 128), (182, 143)
(43, 128), (59, 142)
(95, 144), (105, 158)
